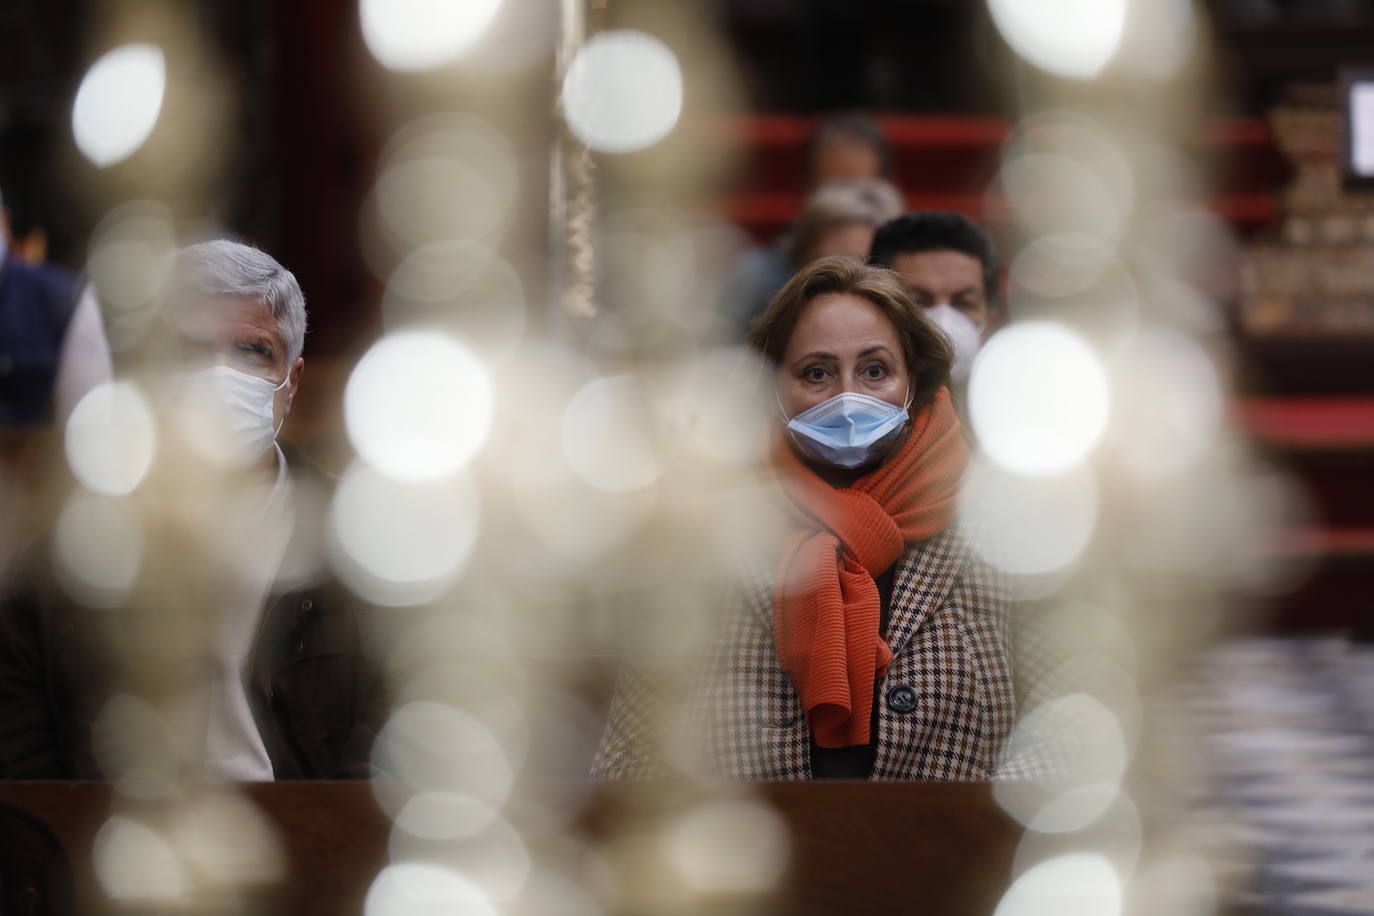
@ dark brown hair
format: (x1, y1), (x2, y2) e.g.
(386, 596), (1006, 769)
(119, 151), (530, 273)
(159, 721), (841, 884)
(748, 255), (952, 413)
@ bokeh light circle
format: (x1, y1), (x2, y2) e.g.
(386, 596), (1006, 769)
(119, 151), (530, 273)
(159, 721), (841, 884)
(329, 463), (481, 607)
(359, 0), (502, 72)
(994, 693), (1130, 828)
(93, 816), (186, 900)
(65, 381), (157, 495)
(987, 0), (1127, 80)
(994, 853), (1122, 916)
(382, 241), (526, 364)
(371, 701), (516, 814)
(367, 114), (519, 260)
(72, 43), (166, 167)
(53, 492), (143, 609)
(561, 375), (663, 492)
(365, 863), (497, 916)
(1110, 330), (1223, 480)
(667, 798), (790, 894)
(969, 322), (1110, 476)
(561, 30), (683, 153)
(961, 460), (1098, 579)
(345, 330), (492, 482)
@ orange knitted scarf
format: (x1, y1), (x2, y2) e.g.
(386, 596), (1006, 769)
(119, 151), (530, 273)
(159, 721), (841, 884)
(767, 387), (969, 748)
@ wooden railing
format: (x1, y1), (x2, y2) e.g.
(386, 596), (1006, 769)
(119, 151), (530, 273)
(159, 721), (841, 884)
(0, 781), (1022, 916)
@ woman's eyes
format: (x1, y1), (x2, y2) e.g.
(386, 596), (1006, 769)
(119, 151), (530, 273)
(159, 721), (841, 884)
(799, 363), (890, 382)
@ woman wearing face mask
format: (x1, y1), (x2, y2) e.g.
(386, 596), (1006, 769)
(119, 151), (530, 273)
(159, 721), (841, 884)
(593, 256), (1014, 780)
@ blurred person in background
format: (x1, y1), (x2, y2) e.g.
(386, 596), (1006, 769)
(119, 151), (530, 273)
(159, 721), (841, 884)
(0, 184), (110, 569)
(802, 111), (894, 190)
(596, 256), (1013, 780)
(721, 177), (904, 339)
(0, 239), (383, 780)
(0, 186), (108, 433)
(869, 211), (1000, 389)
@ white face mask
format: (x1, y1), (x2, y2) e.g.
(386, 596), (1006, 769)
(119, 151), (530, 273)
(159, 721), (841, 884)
(179, 365), (288, 467)
(926, 304), (982, 385)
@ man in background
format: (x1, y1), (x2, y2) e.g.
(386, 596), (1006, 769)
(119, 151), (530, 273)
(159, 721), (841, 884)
(870, 211), (1001, 386)
(0, 238), (383, 781)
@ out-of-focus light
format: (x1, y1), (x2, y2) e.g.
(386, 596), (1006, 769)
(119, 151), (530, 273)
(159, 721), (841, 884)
(394, 792), (498, 842)
(596, 202), (702, 337)
(393, 661), (531, 773)
(969, 322), (1110, 476)
(91, 694), (177, 800)
(1000, 110), (1135, 243)
(383, 241), (526, 365)
(1132, 854), (1217, 916)
(1015, 791), (1142, 886)
(359, 0), (502, 71)
(87, 205), (175, 312)
(371, 701), (515, 814)
(72, 43), (166, 167)
(667, 798), (790, 894)
(1119, 0), (1196, 82)
(654, 348), (770, 468)
(961, 461), (1098, 579)
(561, 375), (663, 493)
(53, 492), (142, 608)
(65, 381), (156, 495)
(1026, 783), (1123, 835)
(994, 693), (1129, 827)
(1009, 234), (1116, 301)
(365, 863), (497, 916)
(86, 201), (176, 353)
(513, 470), (651, 574)
(1110, 330), (1222, 480)
(329, 463), (480, 606)
(561, 30), (683, 153)
(345, 330), (492, 482)
(171, 793), (285, 884)
(389, 811), (531, 903)
(512, 871), (604, 916)
(994, 853), (1122, 916)
(491, 343), (651, 573)
(371, 114), (518, 255)
(987, 0), (1126, 80)
(93, 816), (186, 900)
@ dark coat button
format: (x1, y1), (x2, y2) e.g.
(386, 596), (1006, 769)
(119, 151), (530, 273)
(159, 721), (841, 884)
(300, 599), (313, 612)
(887, 685), (919, 714)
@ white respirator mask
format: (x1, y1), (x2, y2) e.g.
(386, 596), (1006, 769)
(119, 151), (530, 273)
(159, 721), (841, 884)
(925, 304), (982, 385)
(178, 365), (288, 467)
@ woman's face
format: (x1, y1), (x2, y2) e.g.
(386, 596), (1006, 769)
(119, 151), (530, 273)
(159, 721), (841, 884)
(777, 293), (910, 419)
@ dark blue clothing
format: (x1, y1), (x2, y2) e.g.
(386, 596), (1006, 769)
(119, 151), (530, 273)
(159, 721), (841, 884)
(0, 257), (80, 427)
(720, 245), (794, 341)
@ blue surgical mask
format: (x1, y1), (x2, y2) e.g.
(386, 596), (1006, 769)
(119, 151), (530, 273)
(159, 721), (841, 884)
(781, 390), (911, 469)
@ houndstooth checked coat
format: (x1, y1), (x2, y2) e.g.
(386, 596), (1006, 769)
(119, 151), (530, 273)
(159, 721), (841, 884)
(592, 527), (1016, 780)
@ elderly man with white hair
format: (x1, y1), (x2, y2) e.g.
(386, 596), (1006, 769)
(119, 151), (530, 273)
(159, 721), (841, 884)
(0, 238), (385, 780)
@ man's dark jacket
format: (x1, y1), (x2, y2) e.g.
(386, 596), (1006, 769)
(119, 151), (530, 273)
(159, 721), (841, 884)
(0, 446), (386, 779)
(0, 255), (80, 427)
